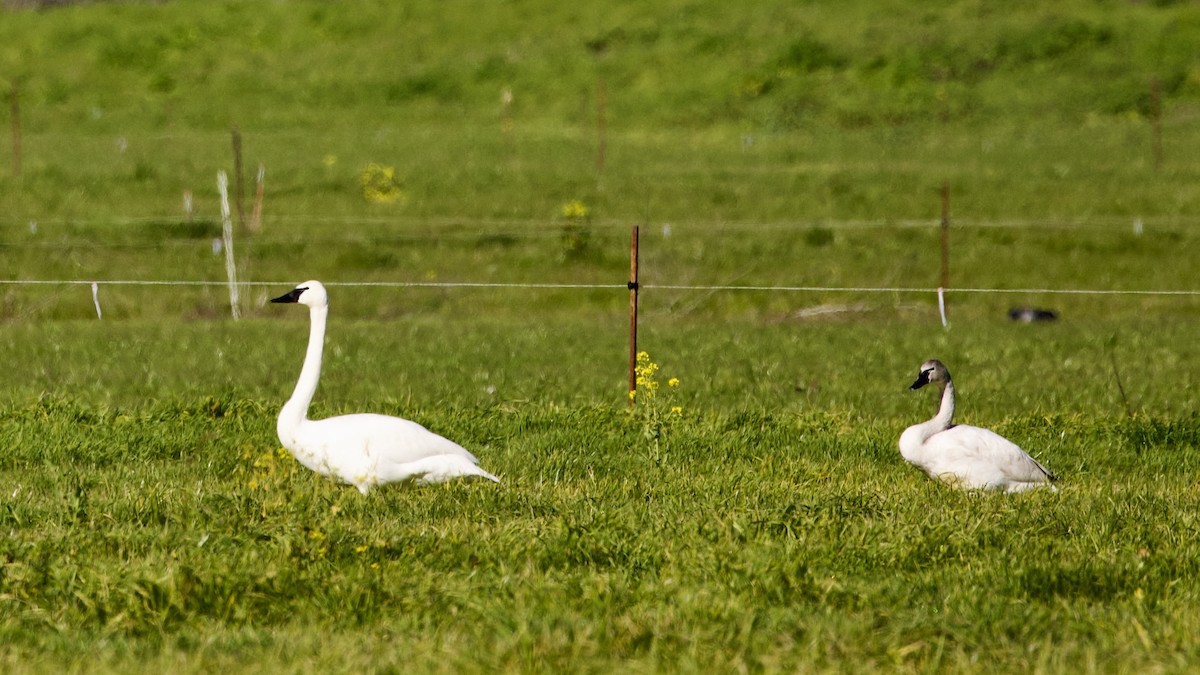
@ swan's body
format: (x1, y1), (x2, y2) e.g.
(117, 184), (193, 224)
(899, 359), (1056, 492)
(271, 280), (499, 494)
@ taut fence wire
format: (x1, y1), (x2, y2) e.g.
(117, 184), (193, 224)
(4, 275), (1199, 402)
(2, 276), (1200, 294)
(3, 278), (1200, 295)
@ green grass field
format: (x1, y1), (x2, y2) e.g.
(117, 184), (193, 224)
(2, 1), (1200, 673)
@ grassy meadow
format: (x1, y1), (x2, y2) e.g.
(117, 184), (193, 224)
(2, 0), (1200, 673)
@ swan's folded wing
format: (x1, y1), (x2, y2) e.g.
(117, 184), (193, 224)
(317, 412), (480, 463)
(936, 425), (1055, 484)
(377, 454), (500, 485)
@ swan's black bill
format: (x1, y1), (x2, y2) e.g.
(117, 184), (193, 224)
(909, 370), (932, 390)
(271, 287), (308, 304)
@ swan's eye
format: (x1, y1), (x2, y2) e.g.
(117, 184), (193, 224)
(297, 287), (309, 294)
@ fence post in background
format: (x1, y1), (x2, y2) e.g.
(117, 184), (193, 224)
(249, 163), (265, 233)
(90, 282), (102, 320)
(627, 225), (640, 406)
(596, 78), (607, 173)
(939, 181), (950, 327)
(1151, 77), (1163, 172)
(217, 171), (241, 320)
(9, 80), (20, 178)
(501, 87), (514, 162)
(231, 125), (247, 232)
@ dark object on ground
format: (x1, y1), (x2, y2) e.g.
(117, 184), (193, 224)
(1009, 307), (1058, 322)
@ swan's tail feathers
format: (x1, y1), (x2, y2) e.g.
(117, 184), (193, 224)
(1033, 456), (1059, 483)
(468, 467), (502, 484)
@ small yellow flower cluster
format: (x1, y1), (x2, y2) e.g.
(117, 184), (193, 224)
(634, 351), (660, 398)
(629, 350), (683, 461)
(630, 351), (684, 405)
(559, 199), (592, 258)
(358, 162), (406, 204)
(306, 529), (328, 559)
(561, 199), (590, 220)
(351, 541), (383, 570)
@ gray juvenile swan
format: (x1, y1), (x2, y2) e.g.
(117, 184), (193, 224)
(899, 359), (1056, 492)
(271, 280), (500, 493)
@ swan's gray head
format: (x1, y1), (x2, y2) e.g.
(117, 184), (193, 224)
(909, 359), (949, 390)
(270, 280), (328, 308)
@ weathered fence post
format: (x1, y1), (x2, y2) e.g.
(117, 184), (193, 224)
(217, 171), (241, 320)
(231, 125), (247, 232)
(9, 81), (20, 178)
(939, 181), (950, 327)
(249, 163), (265, 234)
(627, 225), (640, 405)
(596, 78), (607, 173)
(1151, 77), (1163, 172)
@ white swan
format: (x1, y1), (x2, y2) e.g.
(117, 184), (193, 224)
(270, 280), (499, 494)
(899, 359), (1056, 492)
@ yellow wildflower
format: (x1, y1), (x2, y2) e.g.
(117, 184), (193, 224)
(358, 163), (406, 204)
(561, 199), (589, 220)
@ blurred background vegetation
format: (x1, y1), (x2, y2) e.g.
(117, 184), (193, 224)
(1, 1), (1197, 244)
(0, 0), (1197, 402)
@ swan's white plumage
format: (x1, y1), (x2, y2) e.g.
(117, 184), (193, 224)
(272, 280), (499, 494)
(899, 359), (1055, 492)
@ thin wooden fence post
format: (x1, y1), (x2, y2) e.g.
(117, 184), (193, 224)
(90, 282), (102, 320)
(627, 225), (640, 405)
(1151, 77), (1163, 172)
(596, 78), (607, 173)
(249, 163), (265, 233)
(231, 125), (247, 233)
(501, 87), (514, 162)
(939, 181), (950, 327)
(9, 81), (20, 178)
(217, 170), (241, 320)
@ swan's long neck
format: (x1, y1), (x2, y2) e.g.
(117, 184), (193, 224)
(900, 373), (958, 460)
(931, 378), (956, 431)
(280, 304), (327, 430)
